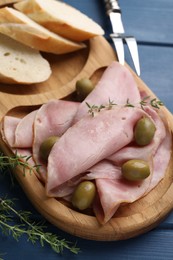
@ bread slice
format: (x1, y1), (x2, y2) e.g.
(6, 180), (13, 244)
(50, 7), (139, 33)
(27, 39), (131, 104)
(0, 33), (52, 84)
(0, 0), (22, 7)
(14, 0), (104, 42)
(0, 7), (85, 54)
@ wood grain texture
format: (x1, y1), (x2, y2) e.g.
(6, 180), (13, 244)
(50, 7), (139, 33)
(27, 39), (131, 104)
(0, 36), (173, 241)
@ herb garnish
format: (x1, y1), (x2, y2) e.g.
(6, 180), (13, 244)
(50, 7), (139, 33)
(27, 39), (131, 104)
(0, 152), (40, 176)
(150, 98), (164, 109)
(86, 98), (117, 117)
(0, 153), (80, 257)
(86, 96), (164, 116)
(0, 198), (80, 255)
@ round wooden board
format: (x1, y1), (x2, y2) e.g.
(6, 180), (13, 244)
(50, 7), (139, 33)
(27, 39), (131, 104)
(0, 36), (173, 241)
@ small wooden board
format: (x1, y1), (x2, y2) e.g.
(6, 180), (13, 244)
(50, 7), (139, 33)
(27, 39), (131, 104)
(0, 36), (173, 241)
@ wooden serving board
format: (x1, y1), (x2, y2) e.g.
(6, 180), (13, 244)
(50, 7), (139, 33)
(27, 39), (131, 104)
(0, 36), (173, 241)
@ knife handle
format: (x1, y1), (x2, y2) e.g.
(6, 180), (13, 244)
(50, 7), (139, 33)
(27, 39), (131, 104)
(104, 0), (121, 14)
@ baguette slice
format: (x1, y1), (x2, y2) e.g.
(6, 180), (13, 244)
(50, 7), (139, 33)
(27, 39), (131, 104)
(0, 33), (52, 84)
(14, 0), (104, 42)
(0, 7), (85, 54)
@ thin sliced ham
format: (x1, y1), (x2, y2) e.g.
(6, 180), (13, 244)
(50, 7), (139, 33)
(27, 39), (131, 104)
(14, 110), (38, 148)
(144, 126), (172, 194)
(73, 61), (141, 123)
(94, 126), (172, 224)
(92, 108), (171, 224)
(50, 160), (120, 198)
(108, 107), (166, 165)
(1, 116), (21, 147)
(94, 174), (152, 224)
(32, 99), (79, 180)
(46, 106), (150, 196)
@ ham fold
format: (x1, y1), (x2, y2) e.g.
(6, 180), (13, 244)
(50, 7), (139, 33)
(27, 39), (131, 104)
(73, 61), (141, 123)
(2, 116), (20, 147)
(46, 106), (153, 195)
(94, 126), (172, 224)
(14, 110), (37, 148)
(32, 99), (79, 180)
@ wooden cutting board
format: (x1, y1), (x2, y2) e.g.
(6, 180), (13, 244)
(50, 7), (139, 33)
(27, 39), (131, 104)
(0, 36), (173, 241)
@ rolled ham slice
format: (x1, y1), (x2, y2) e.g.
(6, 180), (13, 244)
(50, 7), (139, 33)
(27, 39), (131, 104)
(73, 61), (141, 123)
(92, 107), (171, 224)
(92, 108), (172, 224)
(14, 110), (38, 148)
(94, 126), (172, 224)
(32, 99), (79, 180)
(49, 160), (121, 198)
(1, 115), (20, 147)
(108, 107), (166, 165)
(1, 99), (79, 181)
(46, 106), (150, 196)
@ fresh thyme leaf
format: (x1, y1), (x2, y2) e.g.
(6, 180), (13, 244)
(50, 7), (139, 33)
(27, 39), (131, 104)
(108, 98), (117, 109)
(125, 99), (135, 108)
(150, 98), (164, 109)
(85, 102), (98, 117)
(86, 98), (117, 116)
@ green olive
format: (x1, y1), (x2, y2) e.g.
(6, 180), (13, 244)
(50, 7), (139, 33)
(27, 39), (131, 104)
(76, 78), (95, 101)
(134, 117), (156, 146)
(72, 181), (96, 210)
(122, 159), (150, 181)
(39, 136), (59, 162)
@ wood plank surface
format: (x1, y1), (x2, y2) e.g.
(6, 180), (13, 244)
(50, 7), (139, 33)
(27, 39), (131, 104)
(120, 0), (173, 44)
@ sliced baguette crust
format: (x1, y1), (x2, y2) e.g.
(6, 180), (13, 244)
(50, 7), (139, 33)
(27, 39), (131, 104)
(0, 33), (52, 84)
(0, 7), (85, 54)
(14, 0), (104, 42)
(0, 0), (22, 7)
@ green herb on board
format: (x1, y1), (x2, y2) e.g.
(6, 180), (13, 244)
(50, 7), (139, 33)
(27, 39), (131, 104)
(0, 153), (80, 257)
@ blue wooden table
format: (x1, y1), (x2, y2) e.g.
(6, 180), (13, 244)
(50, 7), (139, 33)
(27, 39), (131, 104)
(1, 0), (173, 259)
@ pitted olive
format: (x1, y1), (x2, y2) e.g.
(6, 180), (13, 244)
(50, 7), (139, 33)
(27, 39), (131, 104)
(72, 181), (96, 210)
(76, 78), (95, 101)
(122, 159), (150, 181)
(39, 136), (59, 162)
(134, 117), (156, 146)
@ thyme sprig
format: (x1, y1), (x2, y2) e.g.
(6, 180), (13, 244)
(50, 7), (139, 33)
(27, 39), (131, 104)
(0, 153), (80, 256)
(86, 96), (164, 116)
(150, 98), (164, 109)
(86, 102), (106, 117)
(0, 152), (40, 176)
(124, 98), (135, 108)
(0, 198), (80, 254)
(86, 98), (117, 117)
